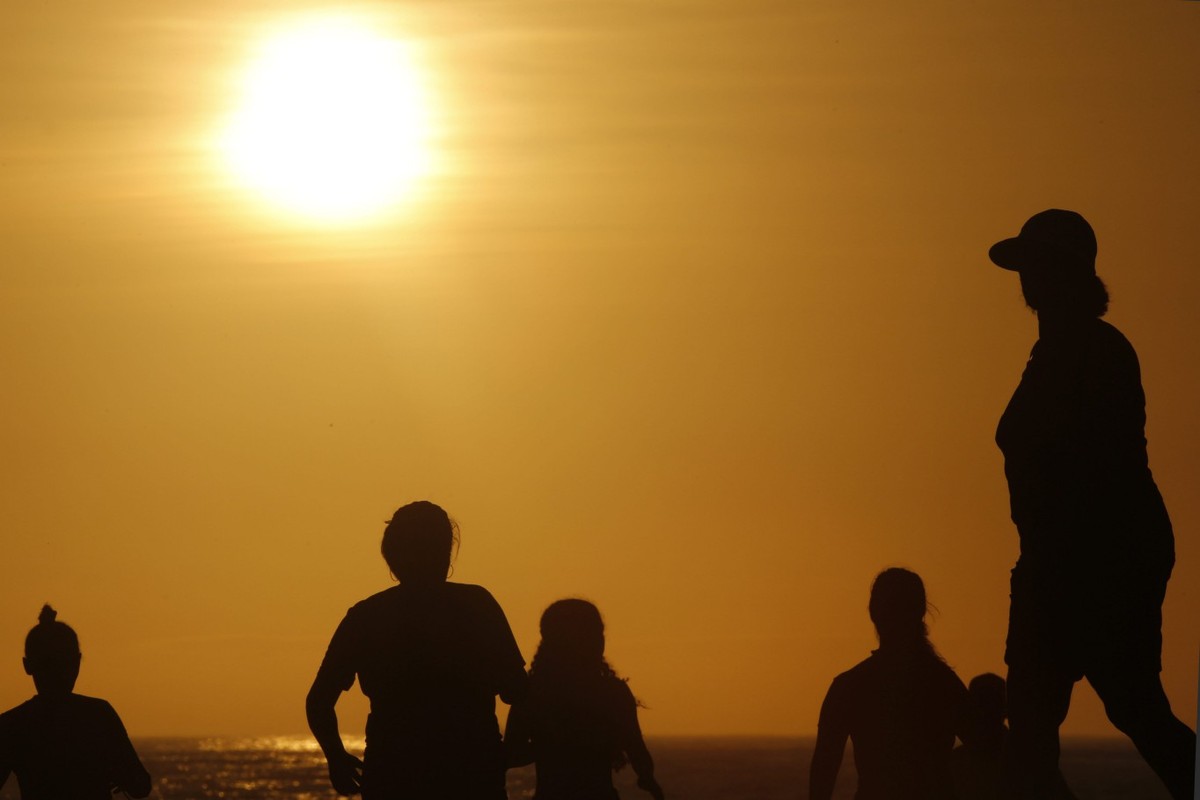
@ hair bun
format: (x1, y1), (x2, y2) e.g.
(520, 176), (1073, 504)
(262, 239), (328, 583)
(38, 604), (57, 625)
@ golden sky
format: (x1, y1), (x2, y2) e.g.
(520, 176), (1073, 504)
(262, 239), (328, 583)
(2, 0), (1199, 739)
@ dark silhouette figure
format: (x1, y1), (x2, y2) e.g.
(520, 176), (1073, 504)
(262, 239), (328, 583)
(0, 605), (151, 800)
(989, 210), (1196, 799)
(307, 501), (528, 799)
(951, 673), (1076, 800)
(809, 568), (968, 800)
(505, 599), (664, 800)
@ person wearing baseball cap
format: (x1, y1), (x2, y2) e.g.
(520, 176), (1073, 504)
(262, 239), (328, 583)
(989, 210), (1195, 799)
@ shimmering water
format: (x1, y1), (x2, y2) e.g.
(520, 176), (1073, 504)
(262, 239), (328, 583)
(0, 735), (1171, 799)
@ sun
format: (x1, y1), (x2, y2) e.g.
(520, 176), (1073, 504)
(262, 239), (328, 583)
(220, 17), (433, 224)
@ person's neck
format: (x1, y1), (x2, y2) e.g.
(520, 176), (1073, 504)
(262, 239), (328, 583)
(1037, 308), (1092, 339)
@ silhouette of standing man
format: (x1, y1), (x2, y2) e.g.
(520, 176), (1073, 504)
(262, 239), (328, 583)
(989, 210), (1195, 799)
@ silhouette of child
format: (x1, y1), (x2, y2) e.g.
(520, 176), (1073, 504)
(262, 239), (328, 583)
(0, 604), (151, 799)
(505, 599), (664, 800)
(809, 568), (968, 800)
(951, 673), (1007, 800)
(951, 673), (1076, 800)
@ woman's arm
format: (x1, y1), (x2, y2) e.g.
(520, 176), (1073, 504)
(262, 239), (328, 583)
(307, 611), (364, 796)
(103, 703), (151, 799)
(808, 726), (847, 800)
(616, 684), (664, 800)
(809, 678), (850, 800)
(306, 677), (362, 796)
(503, 701), (534, 767)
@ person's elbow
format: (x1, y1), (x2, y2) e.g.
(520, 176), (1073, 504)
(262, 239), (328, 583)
(498, 670), (529, 706)
(306, 682), (338, 725)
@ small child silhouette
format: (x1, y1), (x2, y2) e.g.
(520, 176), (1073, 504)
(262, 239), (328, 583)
(951, 673), (1077, 800)
(505, 599), (664, 800)
(0, 605), (150, 799)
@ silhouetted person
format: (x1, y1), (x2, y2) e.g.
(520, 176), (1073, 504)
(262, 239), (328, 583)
(505, 599), (663, 800)
(951, 673), (1076, 800)
(809, 568), (968, 800)
(307, 501), (528, 799)
(989, 210), (1196, 799)
(0, 605), (151, 799)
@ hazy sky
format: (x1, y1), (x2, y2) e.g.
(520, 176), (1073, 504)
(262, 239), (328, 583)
(2, 0), (1199, 741)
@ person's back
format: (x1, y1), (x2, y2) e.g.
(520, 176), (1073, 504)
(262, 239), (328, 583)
(307, 501), (527, 799)
(506, 599), (664, 800)
(522, 673), (637, 799)
(822, 648), (964, 799)
(809, 568), (967, 800)
(0, 605), (150, 800)
(337, 582), (524, 763)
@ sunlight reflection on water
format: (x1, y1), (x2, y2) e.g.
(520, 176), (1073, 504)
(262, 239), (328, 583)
(0, 735), (1168, 800)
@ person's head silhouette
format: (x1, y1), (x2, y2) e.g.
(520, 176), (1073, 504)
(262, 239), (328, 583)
(966, 672), (1007, 730)
(381, 501), (459, 585)
(536, 598), (607, 674)
(868, 567), (933, 651)
(23, 604), (81, 697)
(989, 209), (1109, 318)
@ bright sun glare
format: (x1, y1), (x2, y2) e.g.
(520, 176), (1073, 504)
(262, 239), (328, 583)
(221, 17), (433, 224)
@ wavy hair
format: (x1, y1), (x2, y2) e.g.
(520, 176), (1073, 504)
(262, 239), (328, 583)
(528, 598), (630, 769)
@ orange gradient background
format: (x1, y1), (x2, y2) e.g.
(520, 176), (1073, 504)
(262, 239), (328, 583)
(2, 1), (1198, 741)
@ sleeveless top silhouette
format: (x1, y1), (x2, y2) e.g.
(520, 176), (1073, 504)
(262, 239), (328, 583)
(0, 693), (150, 800)
(313, 582), (526, 798)
(996, 318), (1172, 577)
(817, 648), (967, 800)
(509, 673), (649, 800)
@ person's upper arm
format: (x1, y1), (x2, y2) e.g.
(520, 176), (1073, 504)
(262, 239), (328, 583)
(102, 702), (151, 799)
(476, 588), (527, 704)
(614, 682), (655, 780)
(503, 700), (534, 767)
(0, 728), (10, 790)
(310, 609), (361, 703)
(810, 677), (851, 800)
(816, 674), (852, 741)
(944, 669), (972, 745)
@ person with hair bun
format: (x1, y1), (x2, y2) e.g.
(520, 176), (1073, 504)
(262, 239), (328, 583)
(809, 568), (968, 800)
(504, 598), (664, 800)
(0, 604), (151, 799)
(307, 501), (528, 799)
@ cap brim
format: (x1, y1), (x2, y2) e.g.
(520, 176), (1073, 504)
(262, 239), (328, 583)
(988, 238), (1056, 272)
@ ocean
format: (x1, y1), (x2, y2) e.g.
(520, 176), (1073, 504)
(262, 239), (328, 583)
(0, 735), (1172, 799)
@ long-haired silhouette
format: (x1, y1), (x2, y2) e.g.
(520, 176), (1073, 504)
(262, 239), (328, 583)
(505, 598), (664, 800)
(809, 568), (968, 800)
(990, 210), (1195, 799)
(0, 604), (151, 799)
(307, 501), (528, 799)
